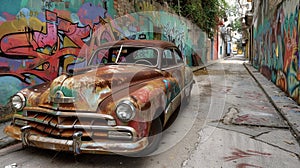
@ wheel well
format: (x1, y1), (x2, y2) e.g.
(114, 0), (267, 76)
(155, 107), (165, 127)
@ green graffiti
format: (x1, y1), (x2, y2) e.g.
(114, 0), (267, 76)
(254, 1), (300, 103)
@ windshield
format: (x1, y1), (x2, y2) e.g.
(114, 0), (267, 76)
(89, 45), (158, 67)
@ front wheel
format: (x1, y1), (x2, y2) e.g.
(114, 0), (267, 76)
(135, 118), (163, 157)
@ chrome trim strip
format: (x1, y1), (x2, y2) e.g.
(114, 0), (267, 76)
(56, 112), (115, 120)
(14, 116), (137, 137)
(50, 97), (76, 104)
(161, 64), (184, 70)
(23, 134), (148, 154)
(180, 79), (194, 96)
(183, 79), (194, 90)
(23, 107), (115, 120)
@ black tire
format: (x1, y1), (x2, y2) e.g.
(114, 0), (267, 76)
(130, 118), (163, 157)
(142, 118), (163, 155)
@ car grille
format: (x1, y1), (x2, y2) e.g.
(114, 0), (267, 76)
(13, 108), (123, 141)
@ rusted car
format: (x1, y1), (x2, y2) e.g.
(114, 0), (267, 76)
(4, 40), (194, 156)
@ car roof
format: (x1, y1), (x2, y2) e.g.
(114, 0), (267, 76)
(97, 40), (177, 49)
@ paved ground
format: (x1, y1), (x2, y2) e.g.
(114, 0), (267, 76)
(244, 62), (300, 141)
(0, 54), (299, 167)
(184, 55), (300, 167)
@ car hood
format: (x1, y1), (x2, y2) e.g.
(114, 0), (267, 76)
(44, 65), (164, 112)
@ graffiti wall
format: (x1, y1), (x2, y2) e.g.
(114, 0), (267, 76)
(0, 0), (122, 105)
(253, 0), (300, 103)
(0, 0), (208, 105)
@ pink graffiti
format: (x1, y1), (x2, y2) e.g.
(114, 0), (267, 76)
(234, 114), (268, 124)
(0, 0), (126, 85)
(236, 163), (262, 168)
(0, 10), (95, 83)
(33, 11), (58, 50)
(1, 11), (57, 55)
(224, 148), (271, 162)
(58, 18), (91, 47)
(2, 12), (16, 21)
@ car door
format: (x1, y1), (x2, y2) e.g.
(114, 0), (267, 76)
(161, 47), (185, 121)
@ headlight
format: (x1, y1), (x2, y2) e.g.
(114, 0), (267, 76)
(11, 93), (26, 111)
(115, 100), (136, 122)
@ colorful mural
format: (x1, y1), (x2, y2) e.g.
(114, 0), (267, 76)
(253, 0), (300, 103)
(0, 1), (120, 105)
(0, 0), (208, 106)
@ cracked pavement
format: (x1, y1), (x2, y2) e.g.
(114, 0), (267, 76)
(182, 55), (300, 168)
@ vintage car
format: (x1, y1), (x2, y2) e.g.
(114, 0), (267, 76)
(4, 40), (194, 156)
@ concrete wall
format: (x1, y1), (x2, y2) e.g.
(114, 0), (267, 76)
(0, 0), (210, 105)
(253, 0), (300, 103)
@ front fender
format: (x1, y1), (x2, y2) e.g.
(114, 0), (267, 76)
(98, 78), (167, 138)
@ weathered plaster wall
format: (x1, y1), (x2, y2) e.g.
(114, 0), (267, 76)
(253, 0), (300, 103)
(0, 0), (209, 105)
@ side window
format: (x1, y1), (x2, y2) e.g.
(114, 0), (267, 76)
(174, 49), (184, 64)
(162, 49), (175, 68)
(163, 49), (173, 59)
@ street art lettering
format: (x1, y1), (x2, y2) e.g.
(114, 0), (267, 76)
(253, 1), (300, 103)
(0, 9), (110, 83)
(0, 2), (120, 105)
(42, 0), (55, 11)
(163, 22), (185, 53)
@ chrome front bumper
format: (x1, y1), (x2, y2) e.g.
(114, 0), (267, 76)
(5, 125), (148, 155)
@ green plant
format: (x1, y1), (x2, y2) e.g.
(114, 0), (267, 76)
(232, 19), (242, 32)
(169, 0), (229, 38)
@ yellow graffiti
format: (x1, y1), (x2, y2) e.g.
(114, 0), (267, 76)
(63, 36), (77, 48)
(276, 70), (287, 91)
(139, 1), (156, 11)
(63, 56), (76, 72)
(0, 17), (45, 38)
